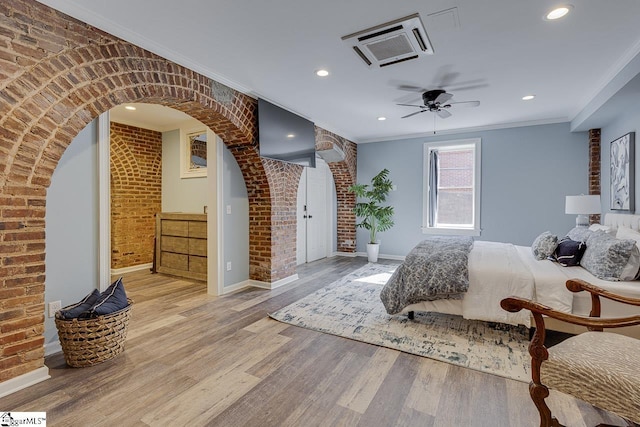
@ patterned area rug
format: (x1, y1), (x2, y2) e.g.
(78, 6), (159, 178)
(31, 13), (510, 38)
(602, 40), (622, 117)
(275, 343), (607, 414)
(270, 263), (531, 382)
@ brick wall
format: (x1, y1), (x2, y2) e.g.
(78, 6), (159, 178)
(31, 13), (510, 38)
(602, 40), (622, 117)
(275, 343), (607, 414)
(589, 128), (601, 224)
(0, 0), (357, 384)
(110, 122), (162, 270)
(316, 128), (357, 252)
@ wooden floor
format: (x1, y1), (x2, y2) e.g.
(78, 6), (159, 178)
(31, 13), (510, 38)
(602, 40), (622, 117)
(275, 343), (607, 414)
(0, 257), (635, 426)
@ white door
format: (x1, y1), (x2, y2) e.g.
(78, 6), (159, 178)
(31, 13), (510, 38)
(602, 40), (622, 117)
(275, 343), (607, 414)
(297, 159), (330, 264)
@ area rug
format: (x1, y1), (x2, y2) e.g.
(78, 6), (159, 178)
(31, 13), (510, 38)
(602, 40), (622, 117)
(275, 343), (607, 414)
(270, 263), (531, 382)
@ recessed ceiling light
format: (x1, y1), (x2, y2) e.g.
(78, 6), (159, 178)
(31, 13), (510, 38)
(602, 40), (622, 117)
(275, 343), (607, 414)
(545, 5), (572, 20)
(316, 69), (329, 77)
(522, 95), (535, 101)
(377, 116), (387, 121)
(124, 105), (136, 111)
(286, 134), (295, 138)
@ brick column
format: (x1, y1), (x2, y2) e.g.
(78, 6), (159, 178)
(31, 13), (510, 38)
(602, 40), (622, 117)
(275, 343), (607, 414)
(589, 128), (601, 224)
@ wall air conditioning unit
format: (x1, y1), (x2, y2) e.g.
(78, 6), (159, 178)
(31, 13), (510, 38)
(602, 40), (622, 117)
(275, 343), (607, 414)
(341, 13), (433, 68)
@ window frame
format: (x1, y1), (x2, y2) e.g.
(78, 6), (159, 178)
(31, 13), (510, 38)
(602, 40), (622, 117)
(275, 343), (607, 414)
(422, 138), (481, 236)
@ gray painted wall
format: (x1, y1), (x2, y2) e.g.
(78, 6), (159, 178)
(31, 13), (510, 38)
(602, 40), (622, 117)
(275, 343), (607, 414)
(161, 129), (208, 213)
(45, 119), (99, 350)
(600, 103), (640, 216)
(161, 128), (249, 287)
(356, 122), (588, 255)
(222, 145), (250, 286)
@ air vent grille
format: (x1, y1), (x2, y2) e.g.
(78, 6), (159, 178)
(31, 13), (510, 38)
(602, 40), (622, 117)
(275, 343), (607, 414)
(367, 34), (414, 61)
(341, 13), (433, 68)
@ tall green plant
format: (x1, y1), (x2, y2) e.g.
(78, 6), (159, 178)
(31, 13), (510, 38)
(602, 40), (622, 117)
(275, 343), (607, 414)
(348, 168), (395, 244)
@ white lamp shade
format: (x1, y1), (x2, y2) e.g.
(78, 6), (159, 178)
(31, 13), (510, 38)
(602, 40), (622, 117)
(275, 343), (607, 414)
(565, 195), (601, 214)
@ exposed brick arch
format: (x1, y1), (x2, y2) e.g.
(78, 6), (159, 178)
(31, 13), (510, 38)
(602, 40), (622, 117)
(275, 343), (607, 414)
(110, 122), (163, 270)
(0, 0), (358, 385)
(315, 128), (357, 252)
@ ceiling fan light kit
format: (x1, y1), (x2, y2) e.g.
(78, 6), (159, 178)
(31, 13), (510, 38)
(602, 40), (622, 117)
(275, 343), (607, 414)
(398, 89), (480, 119)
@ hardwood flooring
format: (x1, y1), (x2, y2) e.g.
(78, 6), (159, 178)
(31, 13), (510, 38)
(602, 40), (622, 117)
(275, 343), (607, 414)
(0, 257), (635, 426)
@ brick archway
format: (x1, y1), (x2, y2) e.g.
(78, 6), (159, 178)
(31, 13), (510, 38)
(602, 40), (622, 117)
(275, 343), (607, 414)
(315, 128), (357, 253)
(0, 0), (344, 384)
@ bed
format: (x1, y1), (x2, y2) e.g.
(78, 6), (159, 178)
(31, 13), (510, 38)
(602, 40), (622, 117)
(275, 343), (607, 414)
(381, 213), (640, 337)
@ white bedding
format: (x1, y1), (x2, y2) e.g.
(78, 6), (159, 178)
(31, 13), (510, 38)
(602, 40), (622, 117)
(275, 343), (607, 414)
(402, 241), (543, 327)
(402, 238), (640, 328)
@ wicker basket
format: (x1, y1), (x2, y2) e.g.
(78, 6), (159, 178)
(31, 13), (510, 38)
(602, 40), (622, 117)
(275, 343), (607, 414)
(55, 299), (133, 367)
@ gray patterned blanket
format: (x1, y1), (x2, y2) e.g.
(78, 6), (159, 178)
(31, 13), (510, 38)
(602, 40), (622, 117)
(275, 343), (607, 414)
(380, 236), (474, 314)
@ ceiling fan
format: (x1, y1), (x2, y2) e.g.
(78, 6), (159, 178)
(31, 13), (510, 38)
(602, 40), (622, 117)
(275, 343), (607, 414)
(398, 89), (480, 119)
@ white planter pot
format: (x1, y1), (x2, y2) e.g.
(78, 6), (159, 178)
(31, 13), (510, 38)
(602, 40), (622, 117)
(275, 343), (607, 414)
(366, 243), (380, 263)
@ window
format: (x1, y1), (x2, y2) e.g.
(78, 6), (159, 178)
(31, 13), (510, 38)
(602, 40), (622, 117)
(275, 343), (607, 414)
(422, 138), (481, 235)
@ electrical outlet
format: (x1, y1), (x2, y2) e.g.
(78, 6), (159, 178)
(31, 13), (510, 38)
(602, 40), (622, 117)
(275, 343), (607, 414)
(48, 300), (62, 318)
(226, 205), (232, 215)
(226, 261), (232, 271)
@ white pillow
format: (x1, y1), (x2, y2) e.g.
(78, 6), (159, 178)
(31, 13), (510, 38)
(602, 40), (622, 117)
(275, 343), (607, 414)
(615, 227), (640, 280)
(616, 226), (640, 245)
(589, 223), (616, 236)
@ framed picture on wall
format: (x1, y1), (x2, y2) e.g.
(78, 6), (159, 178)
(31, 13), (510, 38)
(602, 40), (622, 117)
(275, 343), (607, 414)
(610, 132), (635, 211)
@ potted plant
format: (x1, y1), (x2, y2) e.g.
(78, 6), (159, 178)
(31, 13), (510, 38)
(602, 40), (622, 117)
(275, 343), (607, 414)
(349, 168), (395, 262)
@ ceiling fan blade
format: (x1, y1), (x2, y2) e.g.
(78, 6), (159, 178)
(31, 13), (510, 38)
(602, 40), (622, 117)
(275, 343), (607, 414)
(449, 100), (480, 108)
(401, 110), (428, 119)
(397, 103), (425, 108)
(397, 84), (426, 92)
(434, 92), (453, 104)
(436, 109), (452, 119)
(446, 83), (489, 92)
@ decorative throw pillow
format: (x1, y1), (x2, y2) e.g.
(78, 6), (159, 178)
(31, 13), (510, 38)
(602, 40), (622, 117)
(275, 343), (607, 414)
(566, 227), (593, 243)
(549, 237), (586, 267)
(87, 277), (129, 317)
(581, 231), (637, 281)
(58, 289), (101, 319)
(615, 227), (640, 280)
(531, 231), (558, 260)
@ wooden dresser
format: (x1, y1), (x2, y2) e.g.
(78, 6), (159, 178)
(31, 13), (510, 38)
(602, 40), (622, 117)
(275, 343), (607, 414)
(155, 213), (207, 281)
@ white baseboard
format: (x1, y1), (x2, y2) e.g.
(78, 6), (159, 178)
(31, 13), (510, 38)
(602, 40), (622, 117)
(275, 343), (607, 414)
(0, 366), (50, 399)
(44, 340), (61, 357)
(333, 251), (357, 257)
(222, 280), (252, 294)
(111, 263), (153, 276)
(354, 252), (406, 261)
(250, 274), (299, 290)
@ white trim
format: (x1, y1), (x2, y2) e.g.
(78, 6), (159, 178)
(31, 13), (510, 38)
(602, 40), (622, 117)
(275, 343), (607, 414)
(570, 37), (640, 122)
(357, 117), (567, 144)
(420, 226), (481, 236)
(110, 263), (152, 276)
(33, 0), (253, 98)
(354, 252), (406, 261)
(221, 280), (252, 294)
(44, 340), (61, 356)
(98, 112), (111, 292)
(250, 274), (299, 290)
(333, 251), (358, 258)
(207, 132), (224, 296)
(422, 138), (482, 236)
(0, 367), (50, 399)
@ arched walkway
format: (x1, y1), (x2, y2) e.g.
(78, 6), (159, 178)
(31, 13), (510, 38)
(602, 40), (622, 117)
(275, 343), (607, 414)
(0, 0), (356, 385)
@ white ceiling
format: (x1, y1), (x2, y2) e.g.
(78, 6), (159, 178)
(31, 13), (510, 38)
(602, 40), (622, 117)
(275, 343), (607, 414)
(36, 0), (640, 143)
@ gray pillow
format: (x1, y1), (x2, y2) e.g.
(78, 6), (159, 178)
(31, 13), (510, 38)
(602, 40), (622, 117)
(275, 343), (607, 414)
(566, 226), (594, 243)
(581, 231), (637, 281)
(531, 231), (558, 260)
